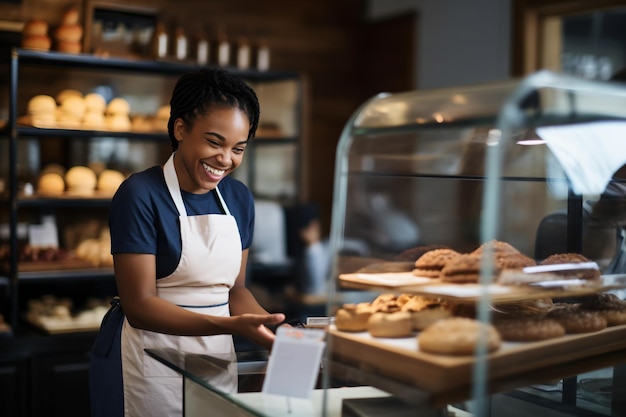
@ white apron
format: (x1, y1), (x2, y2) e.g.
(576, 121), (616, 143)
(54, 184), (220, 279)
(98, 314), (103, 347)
(121, 153), (242, 417)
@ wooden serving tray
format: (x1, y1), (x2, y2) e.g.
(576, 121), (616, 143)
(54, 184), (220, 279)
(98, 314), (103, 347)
(328, 324), (626, 395)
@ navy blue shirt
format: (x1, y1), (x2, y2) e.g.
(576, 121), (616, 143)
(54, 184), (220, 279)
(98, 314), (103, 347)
(109, 166), (255, 279)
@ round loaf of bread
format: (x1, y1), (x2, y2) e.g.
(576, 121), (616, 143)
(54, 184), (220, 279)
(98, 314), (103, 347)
(367, 311), (413, 338)
(37, 172), (65, 196)
(56, 40), (82, 54)
(82, 111), (107, 130)
(97, 169), (125, 194)
(107, 114), (132, 131)
(22, 34), (52, 51)
(56, 89), (83, 105)
(84, 93), (106, 113)
(62, 7), (80, 25)
(65, 166), (97, 196)
(60, 95), (86, 118)
(23, 19), (49, 36)
(54, 24), (83, 43)
(418, 317), (501, 355)
(107, 97), (131, 115)
(28, 95), (57, 115)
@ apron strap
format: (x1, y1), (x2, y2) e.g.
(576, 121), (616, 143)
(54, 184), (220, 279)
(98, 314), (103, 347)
(163, 153), (187, 216)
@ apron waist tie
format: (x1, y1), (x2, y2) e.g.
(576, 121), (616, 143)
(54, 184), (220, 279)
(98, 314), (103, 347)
(177, 301), (229, 309)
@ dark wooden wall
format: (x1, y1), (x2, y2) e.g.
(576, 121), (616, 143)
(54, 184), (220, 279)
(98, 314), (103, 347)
(0, 0), (377, 233)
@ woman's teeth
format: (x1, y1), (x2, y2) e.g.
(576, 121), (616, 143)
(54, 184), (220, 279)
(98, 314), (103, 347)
(202, 163), (225, 176)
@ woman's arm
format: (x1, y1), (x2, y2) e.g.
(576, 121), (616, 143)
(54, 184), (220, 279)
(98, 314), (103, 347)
(114, 252), (284, 339)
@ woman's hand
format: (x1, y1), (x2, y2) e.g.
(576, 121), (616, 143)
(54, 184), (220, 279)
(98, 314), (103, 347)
(231, 313), (285, 350)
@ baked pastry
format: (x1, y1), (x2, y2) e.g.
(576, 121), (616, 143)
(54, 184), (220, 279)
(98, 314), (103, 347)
(65, 166), (97, 196)
(84, 93), (107, 113)
(56, 89), (83, 105)
(497, 253), (536, 271)
(409, 306), (452, 331)
(82, 111), (107, 130)
(547, 303), (607, 333)
(28, 94), (56, 115)
(59, 95), (86, 119)
(494, 316), (565, 341)
(22, 34), (52, 51)
(439, 254), (488, 283)
(367, 311), (413, 338)
(27, 95), (57, 126)
(538, 253), (601, 281)
(37, 172), (65, 196)
(471, 240), (521, 257)
(334, 303), (372, 332)
(54, 24), (83, 43)
(107, 114), (132, 131)
(97, 169), (125, 195)
(22, 18), (48, 37)
(413, 248), (461, 278)
(579, 293), (626, 326)
(62, 7), (80, 25)
(56, 41), (82, 54)
(107, 97), (131, 115)
(418, 317), (501, 355)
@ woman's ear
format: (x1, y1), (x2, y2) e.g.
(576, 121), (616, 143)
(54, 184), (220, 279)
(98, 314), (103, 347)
(173, 118), (185, 142)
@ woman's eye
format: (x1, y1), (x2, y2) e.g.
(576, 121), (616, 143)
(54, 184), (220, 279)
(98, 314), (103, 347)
(233, 147), (246, 154)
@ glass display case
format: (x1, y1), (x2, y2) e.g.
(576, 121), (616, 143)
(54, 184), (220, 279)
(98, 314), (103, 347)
(146, 71), (626, 417)
(324, 70), (626, 416)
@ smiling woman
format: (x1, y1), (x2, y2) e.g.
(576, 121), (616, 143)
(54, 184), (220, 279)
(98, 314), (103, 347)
(89, 68), (286, 417)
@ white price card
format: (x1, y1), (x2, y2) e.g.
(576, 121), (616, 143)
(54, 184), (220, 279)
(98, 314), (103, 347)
(262, 326), (326, 399)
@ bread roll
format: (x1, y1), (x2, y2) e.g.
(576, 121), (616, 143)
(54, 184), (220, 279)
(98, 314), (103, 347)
(22, 19), (48, 37)
(107, 114), (131, 131)
(54, 24), (83, 43)
(97, 169), (125, 194)
(62, 7), (80, 25)
(82, 111), (107, 130)
(56, 41), (82, 54)
(22, 34), (52, 51)
(27, 95), (57, 126)
(56, 89), (83, 105)
(28, 95), (56, 115)
(84, 93), (106, 113)
(106, 97), (131, 115)
(65, 166), (97, 196)
(38, 172), (65, 196)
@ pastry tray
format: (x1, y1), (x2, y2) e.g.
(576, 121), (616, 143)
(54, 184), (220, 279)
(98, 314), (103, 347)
(338, 273), (626, 304)
(328, 324), (626, 395)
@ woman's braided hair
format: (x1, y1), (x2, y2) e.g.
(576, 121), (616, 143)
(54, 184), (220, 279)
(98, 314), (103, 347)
(167, 68), (260, 151)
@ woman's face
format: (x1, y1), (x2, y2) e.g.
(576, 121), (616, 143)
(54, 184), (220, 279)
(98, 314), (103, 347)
(173, 105), (250, 194)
